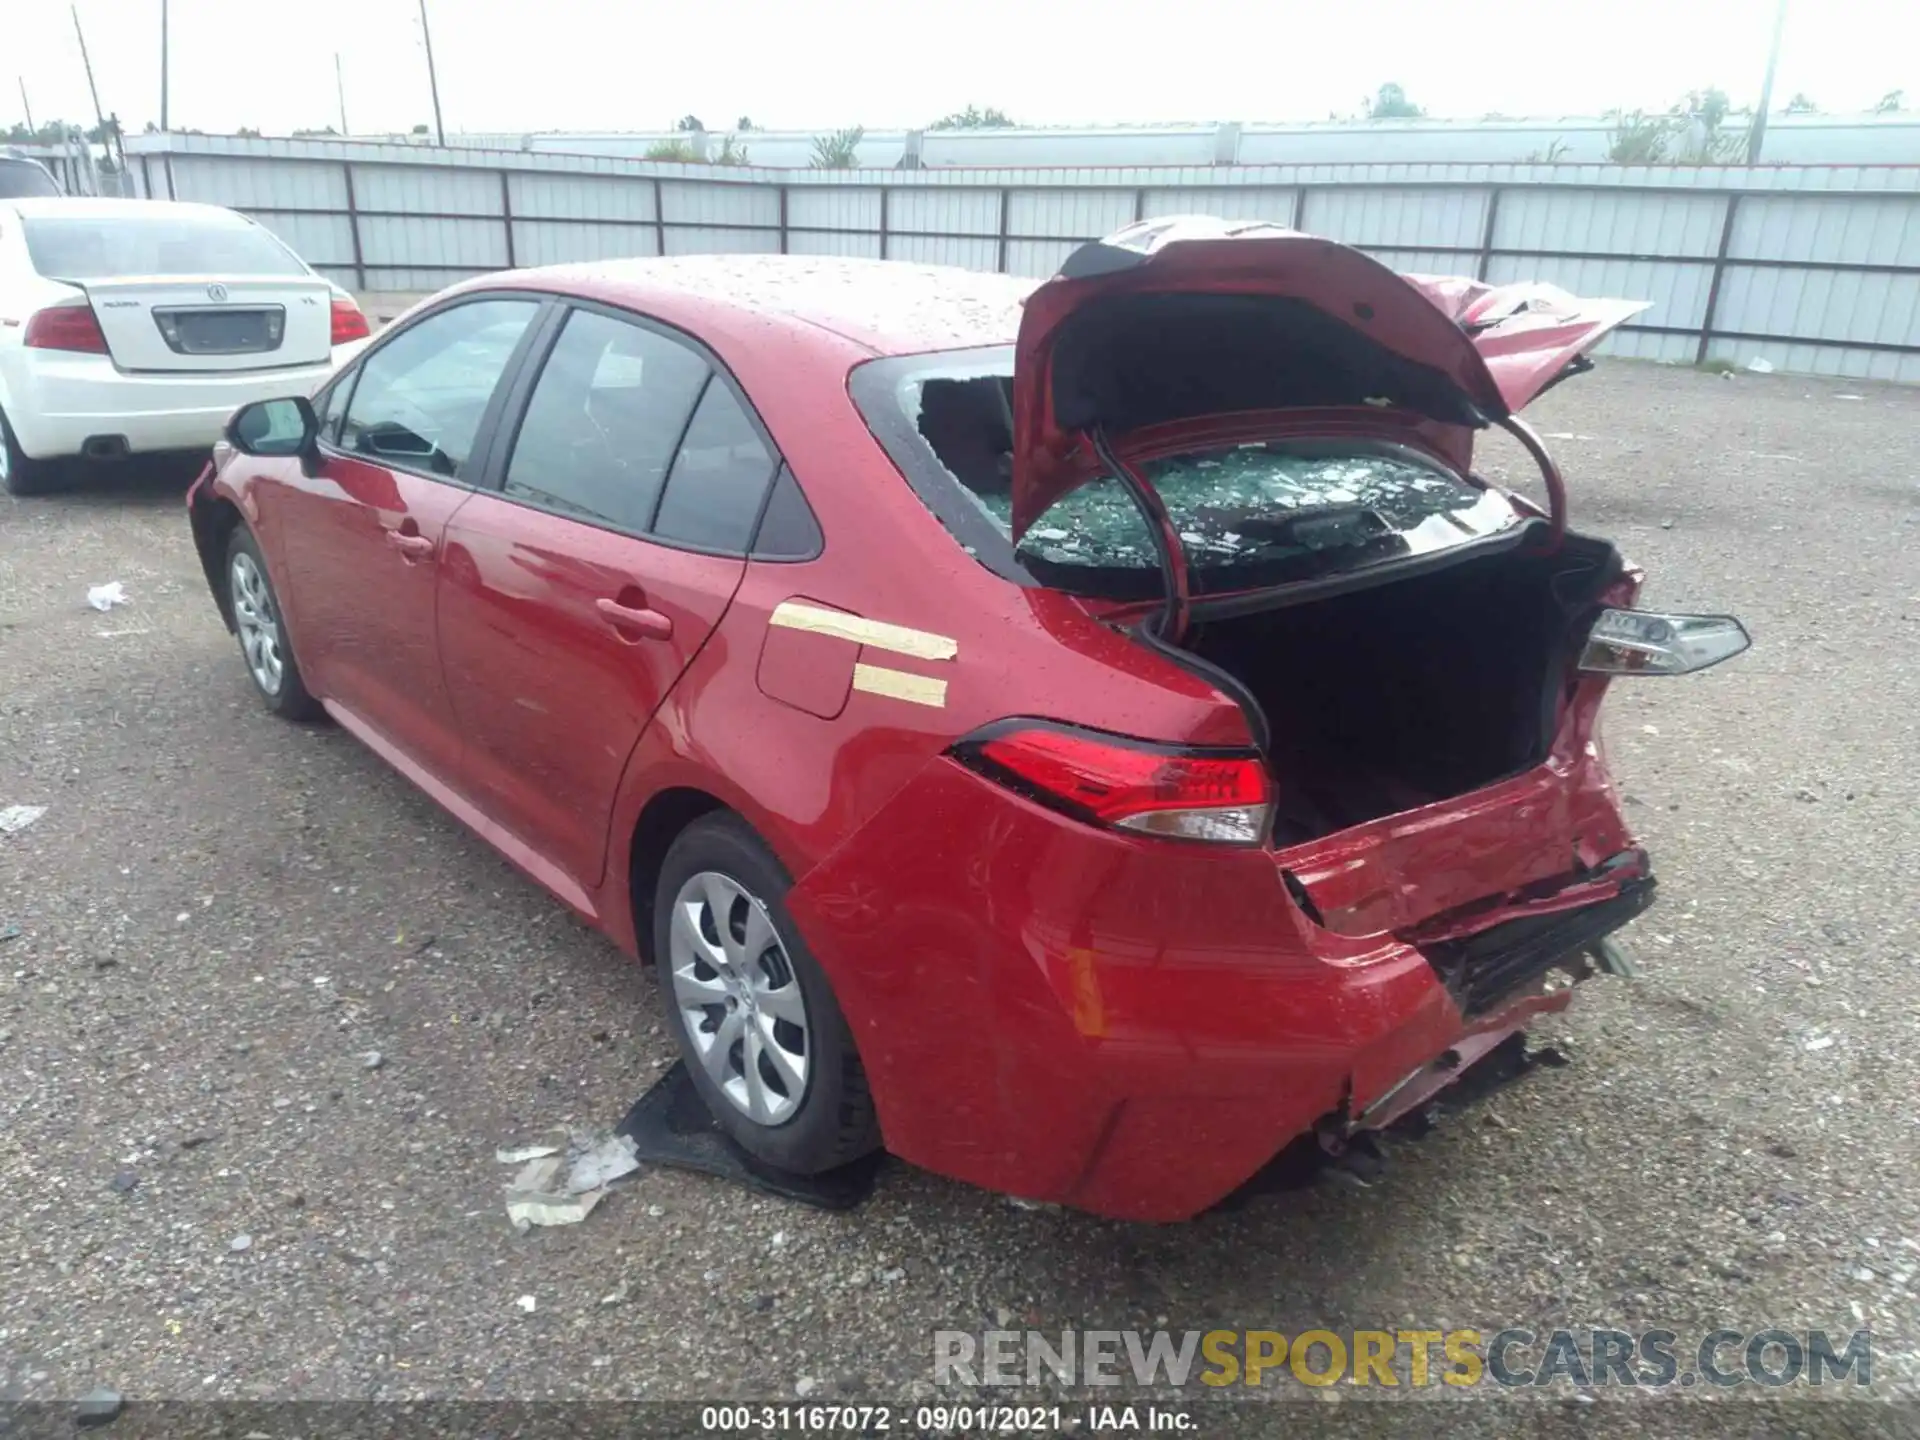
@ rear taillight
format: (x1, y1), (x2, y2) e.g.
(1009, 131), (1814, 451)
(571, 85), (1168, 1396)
(1577, 609), (1750, 676)
(23, 302), (108, 354)
(329, 296), (370, 346)
(955, 721), (1272, 845)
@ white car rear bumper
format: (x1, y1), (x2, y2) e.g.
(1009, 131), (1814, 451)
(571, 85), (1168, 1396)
(1, 344), (363, 459)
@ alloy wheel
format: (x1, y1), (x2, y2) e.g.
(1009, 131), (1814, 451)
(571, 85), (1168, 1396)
(668, 870), (811, 1125)
(229, 551), (285, 696)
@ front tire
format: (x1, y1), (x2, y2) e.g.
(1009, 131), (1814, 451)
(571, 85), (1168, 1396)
(654, 814), (879, 1174)
(225, 526), (323, 720)
(0, 405), (62, 496)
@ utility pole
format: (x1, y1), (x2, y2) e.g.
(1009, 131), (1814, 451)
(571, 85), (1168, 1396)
(335, 52), (349, 135)
(418, 0), (445, 145)
(72, 5), (108, 140)
(1747, 0), (1789, 164)
(17, 77), (33, 134)
(159, 0), (169, 131)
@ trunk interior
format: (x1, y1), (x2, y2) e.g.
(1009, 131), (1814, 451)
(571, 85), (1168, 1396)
(1182, 534), (1623, 846)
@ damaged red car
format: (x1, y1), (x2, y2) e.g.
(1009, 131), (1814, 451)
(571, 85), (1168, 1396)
(187, 219), (1748, 1221)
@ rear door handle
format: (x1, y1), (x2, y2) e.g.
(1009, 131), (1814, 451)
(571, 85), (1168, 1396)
(596, 597), (674, 642)
(385, 530), (434, 560)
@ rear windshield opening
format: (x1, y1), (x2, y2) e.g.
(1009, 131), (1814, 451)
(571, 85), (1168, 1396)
(23, 213), (308, 280)
(853, 347), (1521, 601)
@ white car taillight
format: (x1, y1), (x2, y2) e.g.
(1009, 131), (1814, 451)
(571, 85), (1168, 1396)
(22, 300), (109, 354)
(1578, 608), (1751, 676)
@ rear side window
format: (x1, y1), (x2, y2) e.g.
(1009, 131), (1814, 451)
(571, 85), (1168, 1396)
(503, 309), (710, 533)
(339, 298), (537, 478)
(0, 159), (60, 199)
(652, 382), (776, 551)
(22, 211), (308, 278)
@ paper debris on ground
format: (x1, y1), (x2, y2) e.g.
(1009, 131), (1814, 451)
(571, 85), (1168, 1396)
(507, 1187), (608, 1229)
(85, 582), (129, 612)
(509, 1154), (563, 1193)
(0, 805), (47, 836)
(498, 1127), (641, 1228)
(495, 1143), (562, 1165)
(1746, 357), (1776, 374)
(567, 1132), (641, 1193)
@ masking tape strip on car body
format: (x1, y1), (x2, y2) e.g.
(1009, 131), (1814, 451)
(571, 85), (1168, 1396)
(768, 602), (958, 662)
(851, 663), (948, 708)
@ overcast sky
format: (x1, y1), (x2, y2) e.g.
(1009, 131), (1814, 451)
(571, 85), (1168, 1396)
(9, 0), (1917, 137)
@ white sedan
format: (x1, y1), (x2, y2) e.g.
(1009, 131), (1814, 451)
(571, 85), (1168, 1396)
(0, 197), (371, 495)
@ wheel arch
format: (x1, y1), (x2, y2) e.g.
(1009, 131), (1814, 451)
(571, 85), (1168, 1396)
(189, 489), (245, 632)
(626, 787), (733, 965)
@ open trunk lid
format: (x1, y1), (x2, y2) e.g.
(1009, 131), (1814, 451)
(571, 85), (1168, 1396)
(77, 275), (335, 372)
(1009, 218), (1646, 542)
(1400, 274), (1651, 414)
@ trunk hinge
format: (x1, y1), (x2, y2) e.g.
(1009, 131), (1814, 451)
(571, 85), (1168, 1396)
(1496, 413), (1567, 555)
(1087, 426), (1191, 644)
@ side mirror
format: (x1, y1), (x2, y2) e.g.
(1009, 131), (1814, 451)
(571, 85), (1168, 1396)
(227, 396), (318, 464)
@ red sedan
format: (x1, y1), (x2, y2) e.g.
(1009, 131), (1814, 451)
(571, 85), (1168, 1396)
(187, 220), (1748, 1221)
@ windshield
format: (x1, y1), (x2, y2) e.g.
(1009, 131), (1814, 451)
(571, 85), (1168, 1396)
(851, 347), (1521, 599)
(23, 212), (308, 280)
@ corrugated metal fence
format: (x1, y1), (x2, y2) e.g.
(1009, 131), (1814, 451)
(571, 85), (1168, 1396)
(127, 135), (1920, 382)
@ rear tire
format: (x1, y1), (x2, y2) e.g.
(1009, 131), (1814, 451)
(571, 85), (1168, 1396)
(225, 526), (323, 721)
(0, 405), (62, 496)
(654, 814), (880, 1175)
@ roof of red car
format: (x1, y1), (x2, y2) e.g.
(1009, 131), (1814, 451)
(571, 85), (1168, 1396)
(511, 255), (1035, 357)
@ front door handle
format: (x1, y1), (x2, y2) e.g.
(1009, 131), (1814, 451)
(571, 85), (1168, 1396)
(386, 530), (434, 560)
(596, 597), (673, 642)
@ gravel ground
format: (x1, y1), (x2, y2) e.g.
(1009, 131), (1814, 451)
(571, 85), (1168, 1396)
(1, 362), (1917, 1438)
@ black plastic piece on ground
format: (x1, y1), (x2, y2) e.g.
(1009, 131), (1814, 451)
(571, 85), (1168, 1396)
(615, 1060), (883, 1210)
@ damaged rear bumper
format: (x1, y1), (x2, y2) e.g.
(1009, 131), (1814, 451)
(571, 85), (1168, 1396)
(1421, 868), (1655, 1019)
(787, 756), (1655, 1222)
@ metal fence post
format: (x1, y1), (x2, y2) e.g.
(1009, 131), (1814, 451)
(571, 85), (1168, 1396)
(499, 171), (517, 269)
(1697, 193), (1742, 365)
(996, 187), (1011, 273)
(1476, 188), (1502, 281)
(342, 161), (366, 293)
(651, 177), (666, 257)
(879, 187), (890, 260)
(778, 184), (789, 254)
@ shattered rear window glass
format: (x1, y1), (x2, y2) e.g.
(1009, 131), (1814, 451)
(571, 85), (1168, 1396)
(848, 347), (1520, 596)
(970, 444), (1513, 573)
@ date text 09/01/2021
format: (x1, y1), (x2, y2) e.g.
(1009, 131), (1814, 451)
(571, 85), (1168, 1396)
(699, 1404), (1195, 1432)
